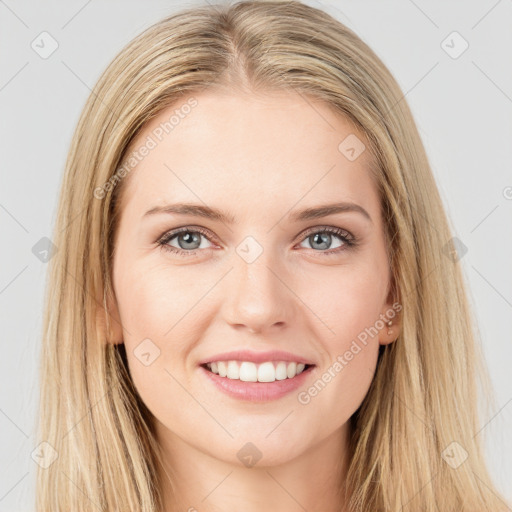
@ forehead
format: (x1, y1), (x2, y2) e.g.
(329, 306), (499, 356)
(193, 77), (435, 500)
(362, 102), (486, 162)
(117, 89), (378, 221)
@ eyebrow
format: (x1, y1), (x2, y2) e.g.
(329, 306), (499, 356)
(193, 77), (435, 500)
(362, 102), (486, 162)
(143, 201), (372, 224)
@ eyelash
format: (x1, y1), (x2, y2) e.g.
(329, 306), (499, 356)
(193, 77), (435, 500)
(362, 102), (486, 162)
(156, 225), (357, 258)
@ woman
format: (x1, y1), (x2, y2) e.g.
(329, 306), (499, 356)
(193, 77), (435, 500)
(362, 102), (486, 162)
(35, 1), (510, 510)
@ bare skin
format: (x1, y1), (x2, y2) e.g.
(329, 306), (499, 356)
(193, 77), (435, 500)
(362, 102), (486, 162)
(105, 87), (401, 512)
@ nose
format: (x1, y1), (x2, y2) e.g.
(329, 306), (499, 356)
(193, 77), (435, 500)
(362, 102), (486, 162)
(221, 249), (296, 335)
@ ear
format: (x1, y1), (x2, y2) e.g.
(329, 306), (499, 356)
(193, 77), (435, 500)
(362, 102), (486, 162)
(97, 288), (124, 345)
(379, 280), (402, 346)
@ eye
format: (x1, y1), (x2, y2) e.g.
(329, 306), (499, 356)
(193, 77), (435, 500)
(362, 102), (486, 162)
(297, 226), (356, 255)
(156, 225), (357, 257)
(157, 227), (215, 257)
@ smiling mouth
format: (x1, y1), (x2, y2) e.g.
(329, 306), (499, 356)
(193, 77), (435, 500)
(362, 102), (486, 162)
(200, 361), (315, 383)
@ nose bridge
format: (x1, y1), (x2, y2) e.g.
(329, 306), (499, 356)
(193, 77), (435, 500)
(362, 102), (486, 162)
(223, 239), (292, 333)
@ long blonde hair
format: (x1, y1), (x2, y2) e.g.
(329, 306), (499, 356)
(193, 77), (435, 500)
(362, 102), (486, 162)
(35, 1), (509, 510)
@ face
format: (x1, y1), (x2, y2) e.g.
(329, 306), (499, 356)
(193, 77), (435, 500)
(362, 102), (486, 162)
(108, 88), (399, 467)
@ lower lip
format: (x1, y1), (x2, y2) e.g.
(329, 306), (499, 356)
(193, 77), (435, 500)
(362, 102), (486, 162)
(199, 364), (316, 402)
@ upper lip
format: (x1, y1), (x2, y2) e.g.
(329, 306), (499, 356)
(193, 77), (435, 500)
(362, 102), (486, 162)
(198, 349), (316, 366)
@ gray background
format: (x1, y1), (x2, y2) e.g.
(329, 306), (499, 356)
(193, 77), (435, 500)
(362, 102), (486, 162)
(1, 0), (511, 509)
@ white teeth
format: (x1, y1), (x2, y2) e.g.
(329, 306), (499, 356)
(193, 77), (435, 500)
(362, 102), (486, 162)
(239, 362), (257, 382)
(205, 360), (309, 382)
(275, 362), (288, 380)
(226, 361), (239, 379)
(258, 362), (275, 382)
(217, 361), (227, 377)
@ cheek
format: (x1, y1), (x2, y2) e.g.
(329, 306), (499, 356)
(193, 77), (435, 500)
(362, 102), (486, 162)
(119, 273), (172, 341)
(304, 332), (379, 425)
(116, 260), (209, 344)
(305, 261), (387, 345)
(296, 262), (385, 413)
(113, 264), (178, 387)
(113, 262), (215, 398)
